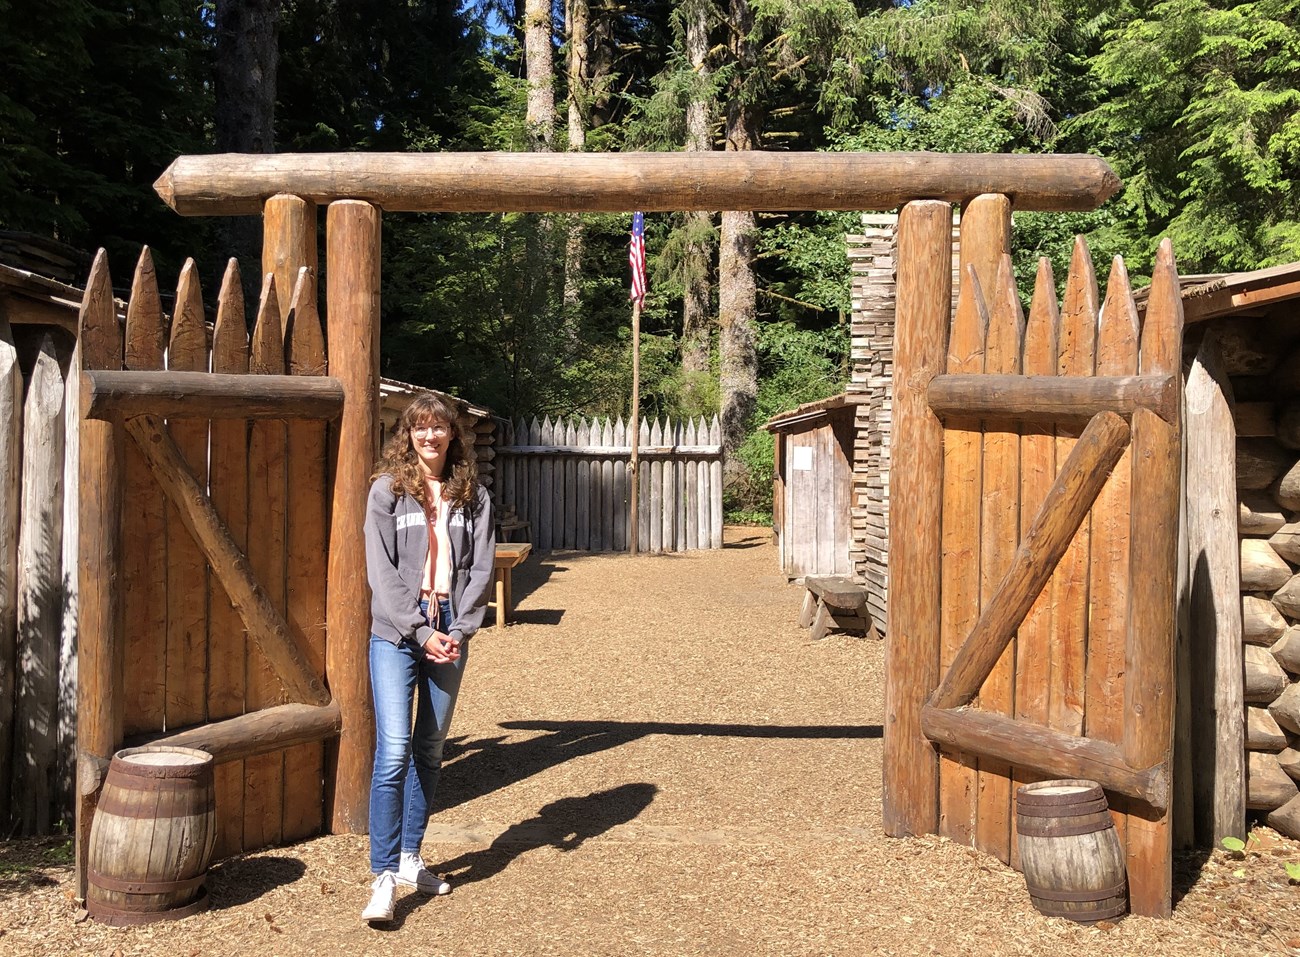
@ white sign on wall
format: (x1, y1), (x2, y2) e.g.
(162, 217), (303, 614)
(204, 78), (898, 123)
(792, 446), (814, 471)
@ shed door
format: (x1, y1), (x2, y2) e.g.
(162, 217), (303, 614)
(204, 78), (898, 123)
(785, 424), (851, 578)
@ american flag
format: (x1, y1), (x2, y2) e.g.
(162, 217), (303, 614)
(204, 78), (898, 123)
(629, 211), (646, 303)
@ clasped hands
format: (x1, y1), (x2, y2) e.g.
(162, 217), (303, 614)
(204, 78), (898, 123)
(422, 631), (461, 663)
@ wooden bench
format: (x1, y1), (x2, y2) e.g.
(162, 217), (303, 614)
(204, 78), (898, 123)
(799, 576), (877, 641)
(488, 541), (532, 630)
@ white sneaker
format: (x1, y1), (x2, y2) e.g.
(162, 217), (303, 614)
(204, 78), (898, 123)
(362, 871), (398, 922)
(397, 851), (451, 895)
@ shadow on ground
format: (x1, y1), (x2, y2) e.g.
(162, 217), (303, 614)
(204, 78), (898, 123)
(380, 783), (658, 929)
(208, 855), (307, 910)
(439, 720), (881, 813)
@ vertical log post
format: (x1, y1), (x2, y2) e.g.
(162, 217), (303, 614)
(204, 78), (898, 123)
(977, 253), (1023, 866)
(1125, 238), (1183, 918)
(283, 267), (329, 842)
(1012, 259), (1059, 860)
(121, 250), (168, 738)
(265, 194), (328, 843)
(1086, 257), (1140, 854)
(884, 200), (951, 837)
(263, 194), (319, 337)
(75, 251), (124, 901)
(1050, 239), (1098, 736)
(325, 200), (380, 832)
(0, 305), (18, 829)
(244, 275), (288, 850)
(1185, 330), (1244, 844)
(208, 260), (250, 859)
(937, 264), (986, 847)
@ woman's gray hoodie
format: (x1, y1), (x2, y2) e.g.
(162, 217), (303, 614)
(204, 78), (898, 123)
(364, 473), (495, 646)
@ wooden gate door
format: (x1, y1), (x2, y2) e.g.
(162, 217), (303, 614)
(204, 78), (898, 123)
(883, 197), (1184, 918)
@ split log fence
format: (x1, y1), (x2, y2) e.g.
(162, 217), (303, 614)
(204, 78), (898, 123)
(496, 416), (723, 553)
(885, 195), (1183, 918)
(0, 310), (78, 834)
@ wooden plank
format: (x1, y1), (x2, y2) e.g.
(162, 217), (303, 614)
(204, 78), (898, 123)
(600, 419), (615, 551)
(244, 274), (288, 851)
(938, 264), (986, 846)
(164, 259), (210, 732)
(207, 259), (249, 859)
(698, 418), (711, 551)
(538, 417), (553, 551)
(921, 706), (1167, 809)
(976, 253), (1022, 866)
(650, 420), (663, 553)
(1124, 238), (1183, 919)
(1012, 257), (1059, 866)
(1085, 256), (1139, 856)
(660, 420), (673, 552)
(1185, 331), (1245, 844)
(324, 200), (380, 834)
(155, 151), (1122, 216)
(0, 304), (18, 827)
(575, 419), (590, 550)
(81, 369), (343, 420)
(710, 416), (723, 548)
(563, 420), (577, 549)
(930, 411), (1132, 711)
(57, 340), (79, 825)
(613, 418), (628, 551)
(283, 267), (328, 844)
(122, 415), (327, 707)
(119, 250), (168, 738)
(75, 249), (124, 901)
(639, 419), (651, 550)
(550, 418), (565, 550)
(686, 420), (699, 551)
(884, 200), (951, 837)
(13, 329), (67, 834)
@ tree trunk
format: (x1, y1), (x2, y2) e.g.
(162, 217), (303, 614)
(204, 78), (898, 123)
(524, 0), (556, 152)
(562, 0), (589, 313)
(719, 0), (760, 475)
(681, 0), (715, 379)
(215, 0), (280, 304)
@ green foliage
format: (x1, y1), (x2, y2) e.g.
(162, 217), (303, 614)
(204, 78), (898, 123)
(726, 320), (849, 516)
(1069, 0), (1300, 272)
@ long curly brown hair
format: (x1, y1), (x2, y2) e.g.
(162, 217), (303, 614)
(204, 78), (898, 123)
(371, 392), (479, 510)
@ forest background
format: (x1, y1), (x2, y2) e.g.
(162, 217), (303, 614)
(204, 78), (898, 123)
(2, 0), (1298, 518)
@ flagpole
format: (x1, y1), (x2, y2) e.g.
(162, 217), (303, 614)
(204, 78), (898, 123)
(629, 297), (641, 557)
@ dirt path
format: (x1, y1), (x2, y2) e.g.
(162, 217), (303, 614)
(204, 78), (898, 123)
(2, 528), (1297, 955)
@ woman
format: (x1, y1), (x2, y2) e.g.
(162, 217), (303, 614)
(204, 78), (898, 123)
(361, 392), (494, 922)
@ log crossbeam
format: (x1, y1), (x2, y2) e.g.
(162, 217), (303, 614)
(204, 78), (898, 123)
(928, 411), (1132, 711)
(920, 705), (1168, 810)
(928, 373), (1178, 425)
(125, 415), (330, 706)
(82, 369), (343, 421)
(154, 151), (1120, 217)
(125, 702), (341, 765)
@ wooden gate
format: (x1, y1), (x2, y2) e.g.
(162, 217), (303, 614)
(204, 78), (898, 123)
(76, 244), (340, 862)
(883, 196), (1183, 918)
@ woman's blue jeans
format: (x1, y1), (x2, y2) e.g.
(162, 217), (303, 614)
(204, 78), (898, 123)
(368, 598), (467, 874)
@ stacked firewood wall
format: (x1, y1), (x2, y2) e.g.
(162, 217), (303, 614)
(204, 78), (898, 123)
(1223, 316), (1300, 838)
(846, 214), (959, 634)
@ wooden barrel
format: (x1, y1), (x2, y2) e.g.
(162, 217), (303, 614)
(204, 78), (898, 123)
(1016, 779), (1128, 923)
(86, 746), (217, 925)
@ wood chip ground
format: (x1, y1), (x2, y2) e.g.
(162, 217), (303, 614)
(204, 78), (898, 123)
(2, 528), (1297, 955)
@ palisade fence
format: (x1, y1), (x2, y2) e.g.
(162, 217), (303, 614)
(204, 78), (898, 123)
(496, 416), (724, 552)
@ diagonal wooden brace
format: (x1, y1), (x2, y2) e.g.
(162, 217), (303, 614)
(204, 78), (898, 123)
(928, 410), (1132, 711)
(125, 415), (330, 706)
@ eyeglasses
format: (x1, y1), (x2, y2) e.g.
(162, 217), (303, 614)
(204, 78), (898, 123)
(411, 424), (451, 437)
